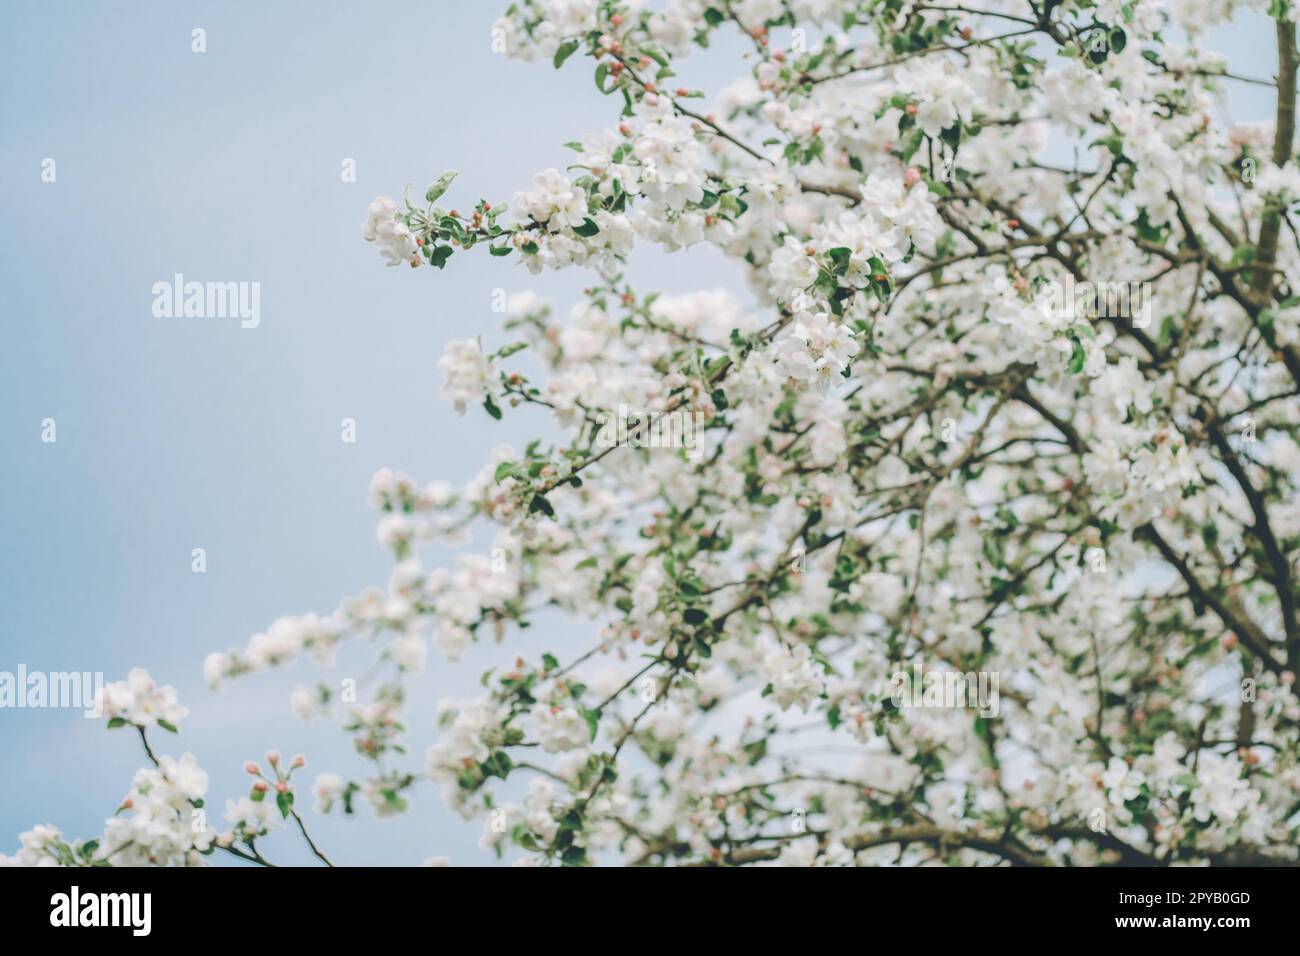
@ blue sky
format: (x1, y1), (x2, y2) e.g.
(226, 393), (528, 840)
(0, 1), (1278, 864)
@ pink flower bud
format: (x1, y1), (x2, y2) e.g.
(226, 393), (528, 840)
(252, 780), (269, 793)
(244, 762), (261, 775)
(903, 167), (922, 188)
(291, 754), (306, 769)
(265, 750), (281, 766)
(276, 781), (289, 794)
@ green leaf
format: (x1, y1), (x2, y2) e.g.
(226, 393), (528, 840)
(156, 718), (179, 734)
(581, 708), (601, 742)
(425, 170), (458, 204)
(1156, 314), (1177, 347)
(106, 717), (128, 729)
(554, 39), (580, 69)
(483, 394), (503, 420)
(482, 751), (513, 779)
(939, 121), (962, 151)
(572, 218), (600, 237)
(640, 43), (669, 67)
(827, 246), (852, 275)
(529, 494), (555, 518)
(1134, 210), (1166, 243)
(560, 845), (587, 866)
(1068, 336), (1086, 374)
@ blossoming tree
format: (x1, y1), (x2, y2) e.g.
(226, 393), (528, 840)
(8, 0), (1300, 867)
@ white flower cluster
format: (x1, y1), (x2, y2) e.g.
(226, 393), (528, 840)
(532, 702), (591, 753)
(774, 309), (861, 392)
(0, 824), (66, 867)
(96, 668), (188, 729)
(97, 754), (215, 866)
(5, 674), (222, 867)
(426, 697), (513, 810)
(437, 338), (497, 415)
(763, 643), (826, 711)
(204, 612), (342, 686)
(511, 168), (591, 230)
(312, 772), (347, 813)
(362, 197), (419, 266)
(223, 794), (280, 840)
(491, 0), (598, 62)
